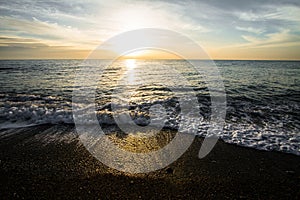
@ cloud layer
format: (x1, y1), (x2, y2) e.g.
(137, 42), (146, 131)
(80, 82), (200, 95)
(0, 0), (299, 59)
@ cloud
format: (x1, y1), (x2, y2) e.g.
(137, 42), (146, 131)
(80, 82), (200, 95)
(235, 5), (300, 23)
(0, 36), (42, 46)
(0, 36), (116, 59)
(237, 29), (300, 48)
(242, 30), (300, 48)
(0, 16), (101, 49)
(236, 26), (264, 34)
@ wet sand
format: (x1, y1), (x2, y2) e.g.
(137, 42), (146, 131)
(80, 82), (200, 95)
(0, 124), (299, 199)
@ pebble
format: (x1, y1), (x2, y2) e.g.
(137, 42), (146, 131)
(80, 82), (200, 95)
(285, 170), (295, 174)
(166, 167), (174, 174)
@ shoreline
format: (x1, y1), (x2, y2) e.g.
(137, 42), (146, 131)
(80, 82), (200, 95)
(0, 124), (299, 199)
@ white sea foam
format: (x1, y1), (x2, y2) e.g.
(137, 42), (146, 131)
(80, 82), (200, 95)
(0, 100), (299, 156)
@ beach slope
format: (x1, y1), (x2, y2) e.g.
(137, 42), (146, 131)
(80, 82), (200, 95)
(0, 124), (299, 199)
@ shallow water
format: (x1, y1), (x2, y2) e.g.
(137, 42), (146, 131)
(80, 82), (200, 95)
(0, 59), (299, 155)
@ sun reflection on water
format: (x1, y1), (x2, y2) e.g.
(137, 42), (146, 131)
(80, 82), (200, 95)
(125, 59), (136, 69)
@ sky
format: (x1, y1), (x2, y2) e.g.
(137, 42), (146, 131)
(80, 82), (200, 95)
(0, 0), (300, 60)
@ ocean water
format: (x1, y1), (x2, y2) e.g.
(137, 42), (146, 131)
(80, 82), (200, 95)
(0, 59), (299, 155)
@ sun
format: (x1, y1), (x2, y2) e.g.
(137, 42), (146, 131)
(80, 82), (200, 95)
(105, 7), (182, 59)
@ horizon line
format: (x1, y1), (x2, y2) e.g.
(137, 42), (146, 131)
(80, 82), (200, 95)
(1, 58), (300, 62)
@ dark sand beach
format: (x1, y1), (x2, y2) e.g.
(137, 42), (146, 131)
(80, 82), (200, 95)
(0, 124), (299, 199)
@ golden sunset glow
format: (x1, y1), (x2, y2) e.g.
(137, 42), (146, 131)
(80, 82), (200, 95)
(119, 49), (183, 60)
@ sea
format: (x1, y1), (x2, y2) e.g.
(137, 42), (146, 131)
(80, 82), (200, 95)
(0, 59), (299, 155)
